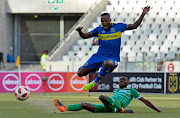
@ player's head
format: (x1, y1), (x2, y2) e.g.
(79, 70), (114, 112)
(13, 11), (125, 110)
(101, 13), (111, 31)
(119, 74), (130, 88)
(44, 50), (48, 55)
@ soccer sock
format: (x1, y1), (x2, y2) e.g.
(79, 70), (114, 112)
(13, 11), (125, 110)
(67, 104), (82, 111)
(93, 66), (110, 83)
(107, 97), (123, 111)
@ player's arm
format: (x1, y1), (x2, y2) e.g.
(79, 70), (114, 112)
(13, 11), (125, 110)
(126, 6), (150, 30)
(76, 27), (93, 39)
(139, 97), (163, 112)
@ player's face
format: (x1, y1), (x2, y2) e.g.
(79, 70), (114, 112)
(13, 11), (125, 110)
(119, 76), (129, 88)
(44, 51), (48, 55)
(101, 15), (111, 30)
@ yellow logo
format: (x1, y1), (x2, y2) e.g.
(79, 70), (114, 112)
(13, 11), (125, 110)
(98, 31), (121, 40)
(168, 73), (178, 93)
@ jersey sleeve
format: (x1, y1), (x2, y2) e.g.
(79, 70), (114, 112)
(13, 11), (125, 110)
(90, 27), (99, 37)
(118, 23), (128, 32)
(130, 88), (142, 100)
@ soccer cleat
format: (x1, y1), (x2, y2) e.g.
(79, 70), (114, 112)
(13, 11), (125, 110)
(83, 81), (96, 91)
(121, 108), (125, 113)
(54, 98), (68, 112)
(124, 109), (135, 113)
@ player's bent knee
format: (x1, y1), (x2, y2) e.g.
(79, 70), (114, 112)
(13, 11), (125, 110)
(99, 94), (106, 101)
(79, 102), (85, 107)
(103, 59), (115, 68)
(77, 70), (86, 77)
(80, 102), (88, 108)
(77, 71), (83, 77)
(77, 68), (88, 77)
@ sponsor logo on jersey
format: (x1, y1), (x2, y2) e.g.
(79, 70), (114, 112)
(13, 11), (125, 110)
(70, 74), (87, 91)
(98, 31), (121, 40)
(25, 74), (42, 91)
(3, 74), (19, 91)
(48, 74), (64, 91)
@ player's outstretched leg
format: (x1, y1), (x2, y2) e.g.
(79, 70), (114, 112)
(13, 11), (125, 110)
(54, 98), (68, 112)
(83, 59), (116, 91)
(83, 66), (111, 91)
(99, 95), (124, 111)
(54, 99), (84, 112)
(83, 66), (110, 90)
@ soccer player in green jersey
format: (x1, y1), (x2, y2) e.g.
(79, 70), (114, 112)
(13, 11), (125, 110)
(54, 75), (162, 113)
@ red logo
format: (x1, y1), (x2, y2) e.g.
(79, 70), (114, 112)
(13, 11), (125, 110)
(167, 63), (175, 72)
(48, 74), (64, 91)
(25, 74), (42, 91)
(3, 74), (19, 91)
(70, 74), (87, 91)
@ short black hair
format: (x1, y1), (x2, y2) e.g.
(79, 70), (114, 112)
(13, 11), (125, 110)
(101, 13), (110, 17)
(121, 74), (130, 80)
(44, 50), (48, 52)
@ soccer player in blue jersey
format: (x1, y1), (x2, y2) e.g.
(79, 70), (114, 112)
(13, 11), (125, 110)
(54, 75), (162, 113)
(76, 6), (150, 91)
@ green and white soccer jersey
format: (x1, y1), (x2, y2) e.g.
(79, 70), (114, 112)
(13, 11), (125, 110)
(112, 87), (142, 108)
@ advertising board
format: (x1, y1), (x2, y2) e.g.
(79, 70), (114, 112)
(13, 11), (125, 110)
(89, 73), (164, 93)
(0, 72), (88, 93)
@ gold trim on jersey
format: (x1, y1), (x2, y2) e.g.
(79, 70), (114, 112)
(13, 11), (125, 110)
(98, 31), (121, 40)
(116, 100), (121, 106)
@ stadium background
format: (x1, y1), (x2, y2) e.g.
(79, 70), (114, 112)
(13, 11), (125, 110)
(0, 0), (180, 93)
(1, 0), (180, 118)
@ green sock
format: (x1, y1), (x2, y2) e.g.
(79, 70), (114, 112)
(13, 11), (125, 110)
(67, 104), (82, 111)
(107, 97), (123, 111)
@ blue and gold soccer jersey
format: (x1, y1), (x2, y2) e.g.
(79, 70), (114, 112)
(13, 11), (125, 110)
(91, 23), (128, 62)
(82, 23), (127, 70)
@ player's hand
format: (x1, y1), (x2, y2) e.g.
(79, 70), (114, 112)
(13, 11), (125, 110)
(76, 27), (83, 32)
(142, 6), (150, 15)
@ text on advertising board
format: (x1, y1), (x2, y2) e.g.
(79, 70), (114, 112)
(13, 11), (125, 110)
(70, 74), (87, 91)
(47, 74), (64, 91)
(89, 73), (164, 93)
(25, 74), (42, 91)
(3, 74), (19, 91)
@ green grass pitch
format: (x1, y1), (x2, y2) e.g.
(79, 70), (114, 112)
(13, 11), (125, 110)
(1, 93), (180, 118)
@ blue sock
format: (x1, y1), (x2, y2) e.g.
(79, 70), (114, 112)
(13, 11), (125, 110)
(93, 66), (110, 83)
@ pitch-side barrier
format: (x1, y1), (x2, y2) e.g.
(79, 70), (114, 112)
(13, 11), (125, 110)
(0, 72), (179, 94)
